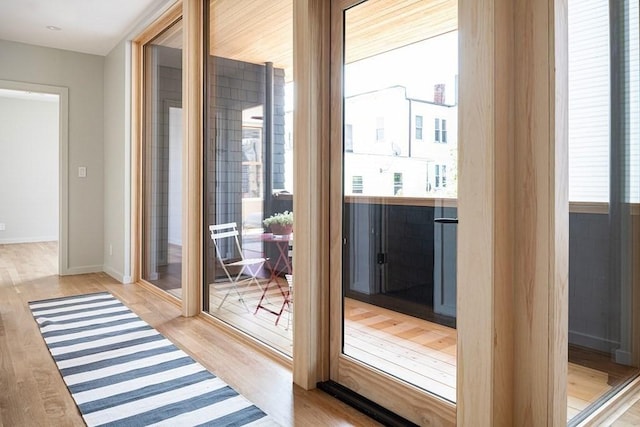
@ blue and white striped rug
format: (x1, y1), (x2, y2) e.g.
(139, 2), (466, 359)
(29, 292), (278, 427)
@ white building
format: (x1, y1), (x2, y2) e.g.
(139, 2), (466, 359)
(344, 85), (458, 198)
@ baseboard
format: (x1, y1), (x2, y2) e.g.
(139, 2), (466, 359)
(103, 265), (129, 284)
(0, 236), (57, 244)
(569, 330), (620, 353)
(60, 264), (103, 276)
(615, 349), (633, 366)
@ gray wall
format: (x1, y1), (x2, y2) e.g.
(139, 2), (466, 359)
(103, 40), (131, 282)
(0, 39), (105, 274)
(0, 96), (58, 243)
(569, 212), (619, 352)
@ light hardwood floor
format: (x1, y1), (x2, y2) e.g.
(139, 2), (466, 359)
(0, 242), (379, 427)
(4, 242), (636, 425)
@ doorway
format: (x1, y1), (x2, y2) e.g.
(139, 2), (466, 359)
(328, 0), (458, 423)
(0, 80), (68, 275)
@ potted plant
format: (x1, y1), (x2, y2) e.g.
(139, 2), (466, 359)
(263, 210), (293, 235)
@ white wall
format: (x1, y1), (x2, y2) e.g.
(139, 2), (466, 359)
(168, 106), (183, 246)
(0, 95), (58, 243)
(0, 39), (105, 274)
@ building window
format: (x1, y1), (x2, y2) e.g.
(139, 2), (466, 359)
(442, 119), (447, 143)
(352, 175), (363, 194)
(435, 164), (447, 188)
(426, 165), (432, 192)
(376, 117), (385, 141)
(393, 172), (403, 195)
(241, 126), (262, 198)
(345, 124), (353, 152)
(415, 115), (423, 140)
(434, 118), (440, 142)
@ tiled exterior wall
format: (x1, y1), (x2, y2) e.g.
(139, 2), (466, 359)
(205, 56), (286, 278)
(207, 56), (286, 229)
(384, 205), (438, 293)
(272, 67), (286, 191)
(345, 201), (620, 342)
(344, 204), (441, 295)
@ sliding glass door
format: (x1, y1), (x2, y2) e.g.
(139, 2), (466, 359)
(141, 19), (184, 299)
(567, 0), (640, 423)
(203, 0), (294, 357)
(330, 0), (458, 422)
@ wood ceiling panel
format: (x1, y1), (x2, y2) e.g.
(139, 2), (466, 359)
(345, 0), (458, 64)
(208, 0), (457, 79)
(210, 0), (293, 77)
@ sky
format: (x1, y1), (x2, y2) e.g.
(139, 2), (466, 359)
(344, 30), (459, 101)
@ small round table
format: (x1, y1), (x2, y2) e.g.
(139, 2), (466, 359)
(254, 233), (293, 324)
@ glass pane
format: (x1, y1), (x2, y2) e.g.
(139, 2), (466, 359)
(141, 19), (183, 299)
(204, 0), (294, 357)
(567, 0), (640, 423)
(342, 0), (458, 402)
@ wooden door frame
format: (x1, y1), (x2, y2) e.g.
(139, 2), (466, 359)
(292, 0), (332, 388)
(181, 0), (204, 317)
(326, 0), (456, 424)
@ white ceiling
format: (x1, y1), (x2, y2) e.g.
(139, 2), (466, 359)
(0, 0), (174, 56)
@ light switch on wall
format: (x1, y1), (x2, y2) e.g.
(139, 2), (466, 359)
(78, 166), (87, 178)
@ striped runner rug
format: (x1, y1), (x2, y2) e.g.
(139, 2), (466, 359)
(29, 292), (278, 427)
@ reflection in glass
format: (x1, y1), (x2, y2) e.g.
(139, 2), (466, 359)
(567, 0), (639, 423)
(341, 0), (458, 402)
(141, 20), (183, 299)
(204, 0), (294, 357)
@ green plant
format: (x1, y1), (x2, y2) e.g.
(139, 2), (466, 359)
(263, 210), (293, 227)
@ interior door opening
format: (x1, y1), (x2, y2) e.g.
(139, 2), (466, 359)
(0, 82), (63, 276)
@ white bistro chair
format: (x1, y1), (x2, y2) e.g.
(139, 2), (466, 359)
(209, 222), (267, 311)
